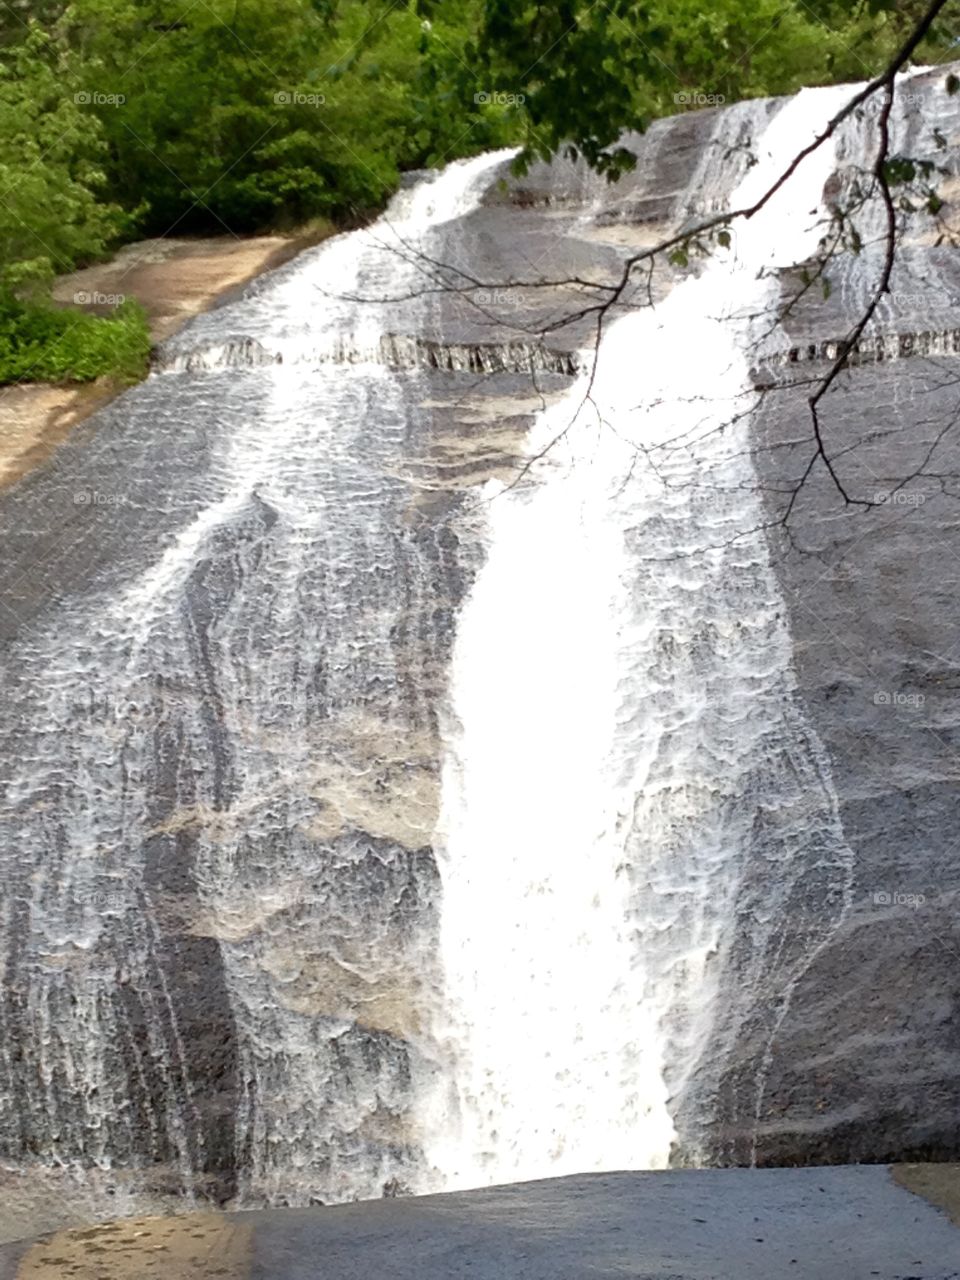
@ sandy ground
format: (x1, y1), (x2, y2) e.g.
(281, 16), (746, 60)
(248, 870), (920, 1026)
(894, 1162), (960, 1226)
(12, 1214), (253, 1280)
(1, 1166), (958, 1279)
(0, 230), (325, 491)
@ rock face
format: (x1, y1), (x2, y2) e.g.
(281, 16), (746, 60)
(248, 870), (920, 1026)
(728, 292), (960, 1161)
(700, 69), (960, 1167)
(1, 68), (960, 1236)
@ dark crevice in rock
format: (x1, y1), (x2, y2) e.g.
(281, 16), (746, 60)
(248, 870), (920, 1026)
(761, 326), (960, 375)
(155, 335), (580, 377)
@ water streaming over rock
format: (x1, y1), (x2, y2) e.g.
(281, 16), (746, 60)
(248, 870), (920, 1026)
(420, 87), (858, 1189)
(0, 152), (516, 1213)
(0, 72), (948, 1232)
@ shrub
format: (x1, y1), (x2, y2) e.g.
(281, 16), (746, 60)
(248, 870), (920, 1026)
(0, 295), (151, 385)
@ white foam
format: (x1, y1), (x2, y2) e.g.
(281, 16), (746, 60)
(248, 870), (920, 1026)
(423, 86), (857, 1189)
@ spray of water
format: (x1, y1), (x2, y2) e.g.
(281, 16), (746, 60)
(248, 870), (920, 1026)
(422, 86), (859, 1190)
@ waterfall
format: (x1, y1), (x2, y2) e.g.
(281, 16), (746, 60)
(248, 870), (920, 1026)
(0, 151), (514, 1217)
(422, 87), (858, 1189)
(2, 71), (920, 1230)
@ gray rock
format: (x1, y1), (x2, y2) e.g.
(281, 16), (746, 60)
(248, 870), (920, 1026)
(1, 1167), (958, 1279)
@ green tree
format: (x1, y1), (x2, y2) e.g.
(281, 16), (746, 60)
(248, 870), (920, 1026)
(59, 0), (512, 234)
(0, 26), (121, 291)
(471, 0), (952, 175)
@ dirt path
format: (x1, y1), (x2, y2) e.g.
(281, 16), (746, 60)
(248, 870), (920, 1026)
(0, 230), (326, 491)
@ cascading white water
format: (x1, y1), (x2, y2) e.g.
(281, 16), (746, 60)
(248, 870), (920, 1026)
(424, 86), (859, 1189)
(0, 150), (516, 1217)
(125, 151), (519, 1208)
(159, 151), (515, 374)
(4, 71), (938, 1234)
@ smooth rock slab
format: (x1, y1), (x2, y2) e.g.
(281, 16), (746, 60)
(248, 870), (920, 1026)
(1, 1167), (958, 1280)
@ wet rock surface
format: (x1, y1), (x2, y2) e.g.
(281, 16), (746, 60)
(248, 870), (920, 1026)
(727, 348), (960, 1164)
(1, 67), (960, 1229)
(699, 65), (960, 1164)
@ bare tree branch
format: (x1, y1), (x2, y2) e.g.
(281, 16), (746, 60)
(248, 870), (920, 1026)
(324, 0), (956, 531)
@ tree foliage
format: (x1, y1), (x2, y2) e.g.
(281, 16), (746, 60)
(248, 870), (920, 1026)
(0, 28), (121, 292)
(54, 0), (513, 235)
(0, 0), (951, 384)
(2, 0), (949, 264)
(472, 0), (952, 175)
